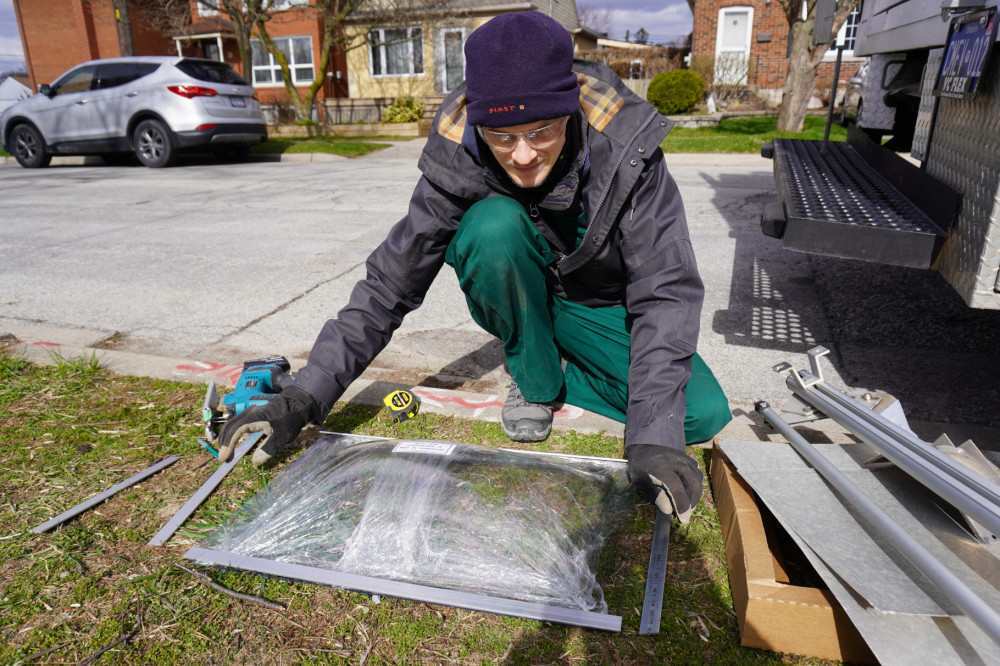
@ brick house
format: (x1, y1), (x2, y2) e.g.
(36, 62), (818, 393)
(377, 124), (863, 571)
(13, 0), (596, 124)
(13, 0), (175, 92)
(690, 0), (864, 106)
(174, 1), (352, 123)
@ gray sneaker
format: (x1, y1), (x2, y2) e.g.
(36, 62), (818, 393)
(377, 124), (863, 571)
(501, 380), (554, 442)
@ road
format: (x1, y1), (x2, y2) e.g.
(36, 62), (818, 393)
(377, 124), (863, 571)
(3, 143), (999, 446)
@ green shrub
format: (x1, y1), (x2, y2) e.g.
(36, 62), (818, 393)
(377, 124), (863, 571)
(647, 69), (705, 115)
(382, 96), (425, 123)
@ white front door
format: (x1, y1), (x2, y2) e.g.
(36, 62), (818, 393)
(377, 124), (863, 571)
(440, 28), (465, 94)
(715, 7), (753, 85)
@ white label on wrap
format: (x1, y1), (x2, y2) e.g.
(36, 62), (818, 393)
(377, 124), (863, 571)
(392, 442), (457, 456)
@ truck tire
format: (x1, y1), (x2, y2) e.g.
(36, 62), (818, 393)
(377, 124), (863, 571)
(133, 119), (176, 168)
(10, 124), (51, 168)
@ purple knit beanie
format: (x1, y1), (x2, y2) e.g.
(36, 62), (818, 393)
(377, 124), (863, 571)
(464, 11), (580, 127)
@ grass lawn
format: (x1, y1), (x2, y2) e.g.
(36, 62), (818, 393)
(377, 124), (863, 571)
(1, 116), (843, 161)
(0, 348), (841, 664)
(664, 115), (846, 153)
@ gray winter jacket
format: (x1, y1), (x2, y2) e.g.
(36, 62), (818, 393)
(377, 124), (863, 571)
(294, 59), (704, 452)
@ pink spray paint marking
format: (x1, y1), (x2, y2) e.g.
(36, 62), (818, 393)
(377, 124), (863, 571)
(412, 388), (582, 418)
(173, 361), (244, 384)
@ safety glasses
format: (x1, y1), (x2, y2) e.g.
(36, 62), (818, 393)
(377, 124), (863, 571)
(477, 116), (569, 152)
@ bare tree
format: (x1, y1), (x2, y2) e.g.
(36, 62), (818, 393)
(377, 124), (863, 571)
(577, 5), (614, 36)
(776, 0), (858, 132)
(131, 0), (192, 38)
(194, 1), (273, 89)
(195, 1), (461, 121)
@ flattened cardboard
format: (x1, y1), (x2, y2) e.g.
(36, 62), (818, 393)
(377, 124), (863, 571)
(710, 443), (875, 663)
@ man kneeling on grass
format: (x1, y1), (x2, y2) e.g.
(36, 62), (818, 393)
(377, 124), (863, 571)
(217, 11), (732, 523)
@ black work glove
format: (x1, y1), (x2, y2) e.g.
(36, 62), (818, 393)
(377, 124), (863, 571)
(626, 444), (704, 524)
(216, 385), (317, 467)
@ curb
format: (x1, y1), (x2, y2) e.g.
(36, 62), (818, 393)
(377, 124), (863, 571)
(2, 321), (626, 439)
(2, 320), (872, 448)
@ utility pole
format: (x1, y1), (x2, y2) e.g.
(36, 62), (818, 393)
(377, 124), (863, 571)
(113, 0), (135, 56)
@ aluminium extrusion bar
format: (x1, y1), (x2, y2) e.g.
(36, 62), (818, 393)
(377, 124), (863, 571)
(639, 509), (671, 634)
(781, 373), (1000, 537)
(756, 402), (1000, 646)
(184, 547), (622, 631)
(148, 432), (262, 547)
(31, 456), (180, 534)
(805, 373), (1000, 507)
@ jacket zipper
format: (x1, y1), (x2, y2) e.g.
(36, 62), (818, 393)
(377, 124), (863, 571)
(585, 109), (659, 243)
(483, 177), (541, 220)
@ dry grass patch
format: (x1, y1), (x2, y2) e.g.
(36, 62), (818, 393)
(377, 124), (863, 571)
(0, 349), (839, 665)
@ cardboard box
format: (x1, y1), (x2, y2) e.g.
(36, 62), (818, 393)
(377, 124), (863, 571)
(710, 443), (876, 663)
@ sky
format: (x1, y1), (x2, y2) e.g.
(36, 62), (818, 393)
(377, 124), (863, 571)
(574, 0), (694, 46)
(0, 0), (25, 73)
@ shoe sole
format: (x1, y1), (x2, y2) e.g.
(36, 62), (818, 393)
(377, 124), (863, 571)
(500, 419), (552, 442)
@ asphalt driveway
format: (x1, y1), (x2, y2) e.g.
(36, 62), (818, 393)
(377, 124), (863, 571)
(3, 141), (999, 447)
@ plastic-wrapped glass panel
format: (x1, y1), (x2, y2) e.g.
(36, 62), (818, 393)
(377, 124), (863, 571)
(193, 435), (632, 616)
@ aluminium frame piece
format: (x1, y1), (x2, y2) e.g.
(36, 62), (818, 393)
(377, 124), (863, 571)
(756, 402), (1000, 647)
(775, 346), (1000, 539)
(185, 547), (622, 632)
(31, 456), (180, 534)
(148, 431), (262, 547)
(639, 510), (671, 635)
(184, 434), (671, 632)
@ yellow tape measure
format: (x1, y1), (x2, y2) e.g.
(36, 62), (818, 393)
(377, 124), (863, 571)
(383, 389), (420, 423)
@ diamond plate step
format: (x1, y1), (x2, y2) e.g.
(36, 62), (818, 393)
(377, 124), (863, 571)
(761, 131), (960, 269)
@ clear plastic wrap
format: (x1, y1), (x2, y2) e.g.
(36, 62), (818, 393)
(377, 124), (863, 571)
(197, 435), (633, 612)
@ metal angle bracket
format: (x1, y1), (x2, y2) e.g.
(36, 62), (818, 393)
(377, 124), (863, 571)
(31, 456), (180, 534)
(777, 393), (824, 423)
(773, 345), (831, 392)
(147, 431), (262, 547)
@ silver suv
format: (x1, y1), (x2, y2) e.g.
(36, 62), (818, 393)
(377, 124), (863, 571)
(1, 56), (267, 168)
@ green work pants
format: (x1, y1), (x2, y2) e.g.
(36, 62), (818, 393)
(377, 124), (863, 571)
(445, 196), (731, 444)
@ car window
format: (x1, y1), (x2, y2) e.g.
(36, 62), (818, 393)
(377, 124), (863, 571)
(94, 62), (160, 89)
(175, 59), (248, 85)
(51, 65), (98, 95)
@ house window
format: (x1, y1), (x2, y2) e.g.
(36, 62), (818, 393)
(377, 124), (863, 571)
(829, 6), (861, 54)
(369, 27), (424, 77)
(251, 36), (315, 86)
(196, 2), (217, 17)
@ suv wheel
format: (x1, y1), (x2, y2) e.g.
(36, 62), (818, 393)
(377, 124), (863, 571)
(133, 119), (176, 168)
(10, 124), (51, 168)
